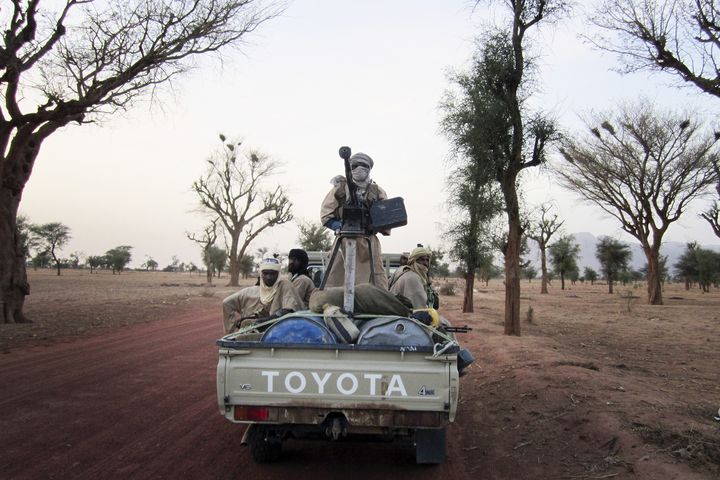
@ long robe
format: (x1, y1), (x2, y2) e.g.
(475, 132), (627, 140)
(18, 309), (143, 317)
(221, 279), (303, 334)
(320, 179), (389, 289)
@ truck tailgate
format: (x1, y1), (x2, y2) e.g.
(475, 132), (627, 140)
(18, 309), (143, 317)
(218, 345), (458, 424)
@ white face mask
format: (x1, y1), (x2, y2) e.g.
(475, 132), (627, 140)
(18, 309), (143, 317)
(351, 165), (370, 183)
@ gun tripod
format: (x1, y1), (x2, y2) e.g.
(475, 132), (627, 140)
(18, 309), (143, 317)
(319, 229), (377, 313)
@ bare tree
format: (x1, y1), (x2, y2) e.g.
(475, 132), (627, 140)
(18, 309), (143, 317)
(192, 135), (292, 286)
(589, 0), (720, 99)
(0, 0), (286, 324)
(527, 204), (564, 294)
(187, 218), (220, 285)
(700, 161), (720, 237)
(557, 100), (719, 305)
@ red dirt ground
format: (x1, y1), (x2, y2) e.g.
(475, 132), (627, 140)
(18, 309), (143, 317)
(0, 270), (718, 479)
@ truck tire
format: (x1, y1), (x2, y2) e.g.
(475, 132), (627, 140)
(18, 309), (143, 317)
(414, 427), (447, 465)
(247, 425), (282, 463)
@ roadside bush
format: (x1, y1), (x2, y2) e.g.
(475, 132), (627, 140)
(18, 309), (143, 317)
(439, 282), (456, 296)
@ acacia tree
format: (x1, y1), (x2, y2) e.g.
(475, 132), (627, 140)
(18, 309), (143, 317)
(298, 221), (333, 251)
(548, 235), (579, 290)
(584, 266), (599, 285)
(30, 222), (71, 276)
(557, 100), (718, 304)
(0, 0), (285, 324)
(595, 236), (632, 294)
(87, 255), (105, 274)
(527, 204), (564, 294)
(192, 135), (292, 286)
(589, 0), (720, 99)
(105, 246), (132, 274)
(443, 4), (563, 333)
(700, 162), (720, 237)
(187, 218), (219, 285)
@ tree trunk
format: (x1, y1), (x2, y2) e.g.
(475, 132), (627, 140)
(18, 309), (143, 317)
(608, 277), (614, 294)
(56, 261), (61, 276)
(560, 272), (565, 290)
(644, 247), (663, 305)
(540, 245), (549, 294)
(463, 270), (475, 313)
(504, 209), (522, 336)
(228, 235), (240, 286)
(1, 182), (30, 324)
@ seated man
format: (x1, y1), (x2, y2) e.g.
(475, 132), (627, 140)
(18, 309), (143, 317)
(389, 246), (438, 309)
(221, 257), (303, 334)
(288, 248), (315, 309)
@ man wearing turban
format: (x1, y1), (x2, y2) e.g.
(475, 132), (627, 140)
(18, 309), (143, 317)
(221, 257), (303, 334)
(288, 248), (315, 309)
(389, 246), (438, 309)
(320, 152), (390, 289)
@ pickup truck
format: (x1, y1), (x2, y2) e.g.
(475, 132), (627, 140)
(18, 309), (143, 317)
(216, 312), (465, 464)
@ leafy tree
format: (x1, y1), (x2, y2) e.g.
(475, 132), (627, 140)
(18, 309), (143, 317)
(31, 250), (51, 270)
(548, 235), (580, 290)
(595, 237), (632, 294)
(557, 100), (718, 304)
(674, 242), (720, 291)
(568, 265), (580, 285)
(440, 34), (508, 313)
(30, 222), (71, 276)
(589, 0), (720, 99)
(435, 262), (451, 278)
(527, 204), (565, 294)
(522, 264), (538, 283)
(105, 246), (132, 274)
(188, 218), (220, 285)
(87, 255), (106, 274)
(192, 135), (292, 286)
(141, 258), (159, 271)
(0, 1), (286, 323)
(443, 0), (565, 334)
(298, 221), (333, 251)
(695, 248), (720, 292)
(239, 254), (255, 279)
(584, 266), (599, 285)
(477, 254), (502, 286)
(207, 246), (228, 278)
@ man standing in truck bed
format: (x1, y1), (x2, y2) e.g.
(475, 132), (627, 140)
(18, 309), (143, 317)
(320, 152), (389, 289)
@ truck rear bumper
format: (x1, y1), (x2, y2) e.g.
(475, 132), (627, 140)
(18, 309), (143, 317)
(227, 404), (449, 429)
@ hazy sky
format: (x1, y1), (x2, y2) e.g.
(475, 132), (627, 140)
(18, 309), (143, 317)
(20, 0), (720, 269)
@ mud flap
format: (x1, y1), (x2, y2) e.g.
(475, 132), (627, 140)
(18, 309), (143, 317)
(414, 427), (447, 464)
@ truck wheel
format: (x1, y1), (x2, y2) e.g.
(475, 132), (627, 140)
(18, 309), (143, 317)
(247, 425), (282, 463)
(414, 427), (447, 465)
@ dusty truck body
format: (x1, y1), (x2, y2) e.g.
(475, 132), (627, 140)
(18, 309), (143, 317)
(216, 313), (461, 464)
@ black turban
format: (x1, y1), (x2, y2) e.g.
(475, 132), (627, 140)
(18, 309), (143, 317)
(289, 248), (309, 266)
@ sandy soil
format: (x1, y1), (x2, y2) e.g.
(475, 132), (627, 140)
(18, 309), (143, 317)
(0, 269), (718, 479)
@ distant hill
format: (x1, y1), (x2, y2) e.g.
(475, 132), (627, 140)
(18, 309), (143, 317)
(526, 232), (720, 274)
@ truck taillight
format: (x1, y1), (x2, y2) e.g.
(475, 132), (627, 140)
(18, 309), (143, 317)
(234, 406), (270, 421)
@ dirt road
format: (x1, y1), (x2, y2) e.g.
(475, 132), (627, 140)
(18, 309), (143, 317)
(1, 271), (717, 479)
(0, 304), (473, 480)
